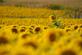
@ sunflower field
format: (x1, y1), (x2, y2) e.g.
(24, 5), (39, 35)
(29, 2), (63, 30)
(0, 6), (82, 55)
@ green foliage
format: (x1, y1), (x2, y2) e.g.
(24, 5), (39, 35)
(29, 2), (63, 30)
(48, 4), (64, 10)
(0, 0), (4, 3)
(15, 4), (23, 7)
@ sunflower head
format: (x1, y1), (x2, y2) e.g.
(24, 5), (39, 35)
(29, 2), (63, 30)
(49, 15), (56, 22)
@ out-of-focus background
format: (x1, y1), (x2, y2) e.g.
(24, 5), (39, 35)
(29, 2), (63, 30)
(0, 0), (82, 8)
(0, 0), (82, 18)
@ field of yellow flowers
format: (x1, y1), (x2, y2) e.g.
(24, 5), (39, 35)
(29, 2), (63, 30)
(0, 6), (82, 55)
(0, 6), (64, 18)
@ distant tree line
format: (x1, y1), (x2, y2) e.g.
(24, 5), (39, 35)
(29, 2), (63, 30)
(48, 4), (64, 10)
